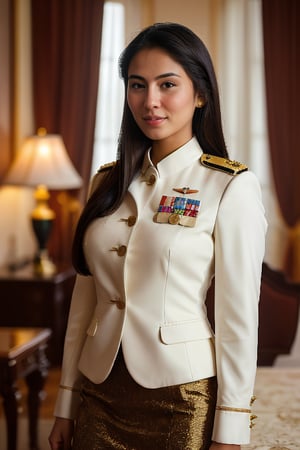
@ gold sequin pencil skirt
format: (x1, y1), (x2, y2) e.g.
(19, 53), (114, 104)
(73, 349), (217, 450)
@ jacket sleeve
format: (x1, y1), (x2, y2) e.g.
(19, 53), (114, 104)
(53, 171), (107, 419)
(54, 274), (97, 419)
(212, 170), (267, 444)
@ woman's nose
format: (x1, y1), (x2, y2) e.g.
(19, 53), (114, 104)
(144, 86), (160, 109)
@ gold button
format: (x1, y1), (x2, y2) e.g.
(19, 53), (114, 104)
(117, 245), (127, 256)
(168, 213), (180, 225)
(116, 300), (125, 310)
(111, 245), (127, 256)
(120, 216), (136, 227)
(110, 299), (125, 309)
(127, 216), (136, 227)
(147, 174), (156, 185)
(250, 414), (258, 429)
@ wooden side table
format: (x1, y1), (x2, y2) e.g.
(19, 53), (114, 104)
(0, 264), (75, 365)
(0, 327), (51, 450)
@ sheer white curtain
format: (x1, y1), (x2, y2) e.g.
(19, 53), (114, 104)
(91, 1), (125, 175)
(217, 0), (288, 271)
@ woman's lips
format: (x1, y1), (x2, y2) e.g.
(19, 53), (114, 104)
(143, 115), (166, 126)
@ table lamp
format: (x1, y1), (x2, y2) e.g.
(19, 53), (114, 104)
(4, 128), (83, 276)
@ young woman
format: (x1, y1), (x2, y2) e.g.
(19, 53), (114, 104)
(49, 23), (267, 450)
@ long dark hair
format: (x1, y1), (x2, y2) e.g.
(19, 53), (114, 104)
(73, 22), (228, 274)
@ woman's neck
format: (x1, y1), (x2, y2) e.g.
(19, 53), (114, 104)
(150, 136), (193, 166)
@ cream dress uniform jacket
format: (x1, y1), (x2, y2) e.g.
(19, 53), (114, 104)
(54, 137), (267, 445)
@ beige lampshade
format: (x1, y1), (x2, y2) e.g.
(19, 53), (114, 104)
(4, 131), (82, 189)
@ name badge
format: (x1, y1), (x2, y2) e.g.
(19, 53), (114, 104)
(153, 195), (200, 227)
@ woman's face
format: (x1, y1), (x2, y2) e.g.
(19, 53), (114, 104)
(127, 47), (198, 155)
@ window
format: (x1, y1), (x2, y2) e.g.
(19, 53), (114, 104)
(91, 2), (125, 175)
(218, 0), (286, 268)
(218, 0), (270, 184)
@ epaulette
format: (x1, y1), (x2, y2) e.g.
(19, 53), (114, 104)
(97, 161), (116, 173)
(200, 154), (248, 175)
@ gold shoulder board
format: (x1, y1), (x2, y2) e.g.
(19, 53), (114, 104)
(200, 154), (248, 175)
(97, 161), (116, 173)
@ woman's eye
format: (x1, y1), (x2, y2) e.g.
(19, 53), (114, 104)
(129, 82), (144, 89)
(162, 81), (176, 88)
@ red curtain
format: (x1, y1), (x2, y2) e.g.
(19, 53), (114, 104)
(0, 0), (14, 179)
(31, 0), (104, 263)
(262, 0), (300, 281)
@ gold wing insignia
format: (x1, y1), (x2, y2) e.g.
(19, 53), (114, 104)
(200, 154), (248, 175)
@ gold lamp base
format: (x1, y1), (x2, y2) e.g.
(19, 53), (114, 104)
(33, 248), (56, 277)
(31, 185), (56, 277)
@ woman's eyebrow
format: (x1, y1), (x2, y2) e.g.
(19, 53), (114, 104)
(128, 72), (181, 81)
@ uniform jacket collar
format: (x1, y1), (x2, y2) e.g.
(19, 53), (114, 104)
(141, 136), (203, 179)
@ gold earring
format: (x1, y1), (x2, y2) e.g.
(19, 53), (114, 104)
(196, 99), (204, 108)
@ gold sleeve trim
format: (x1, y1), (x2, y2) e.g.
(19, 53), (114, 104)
(59, 384), (80, 393)
(216, 405), (251, 413)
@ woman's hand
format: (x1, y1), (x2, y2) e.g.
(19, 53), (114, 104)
(210, 443), (241, 450)
(48, 417), (74, 450)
